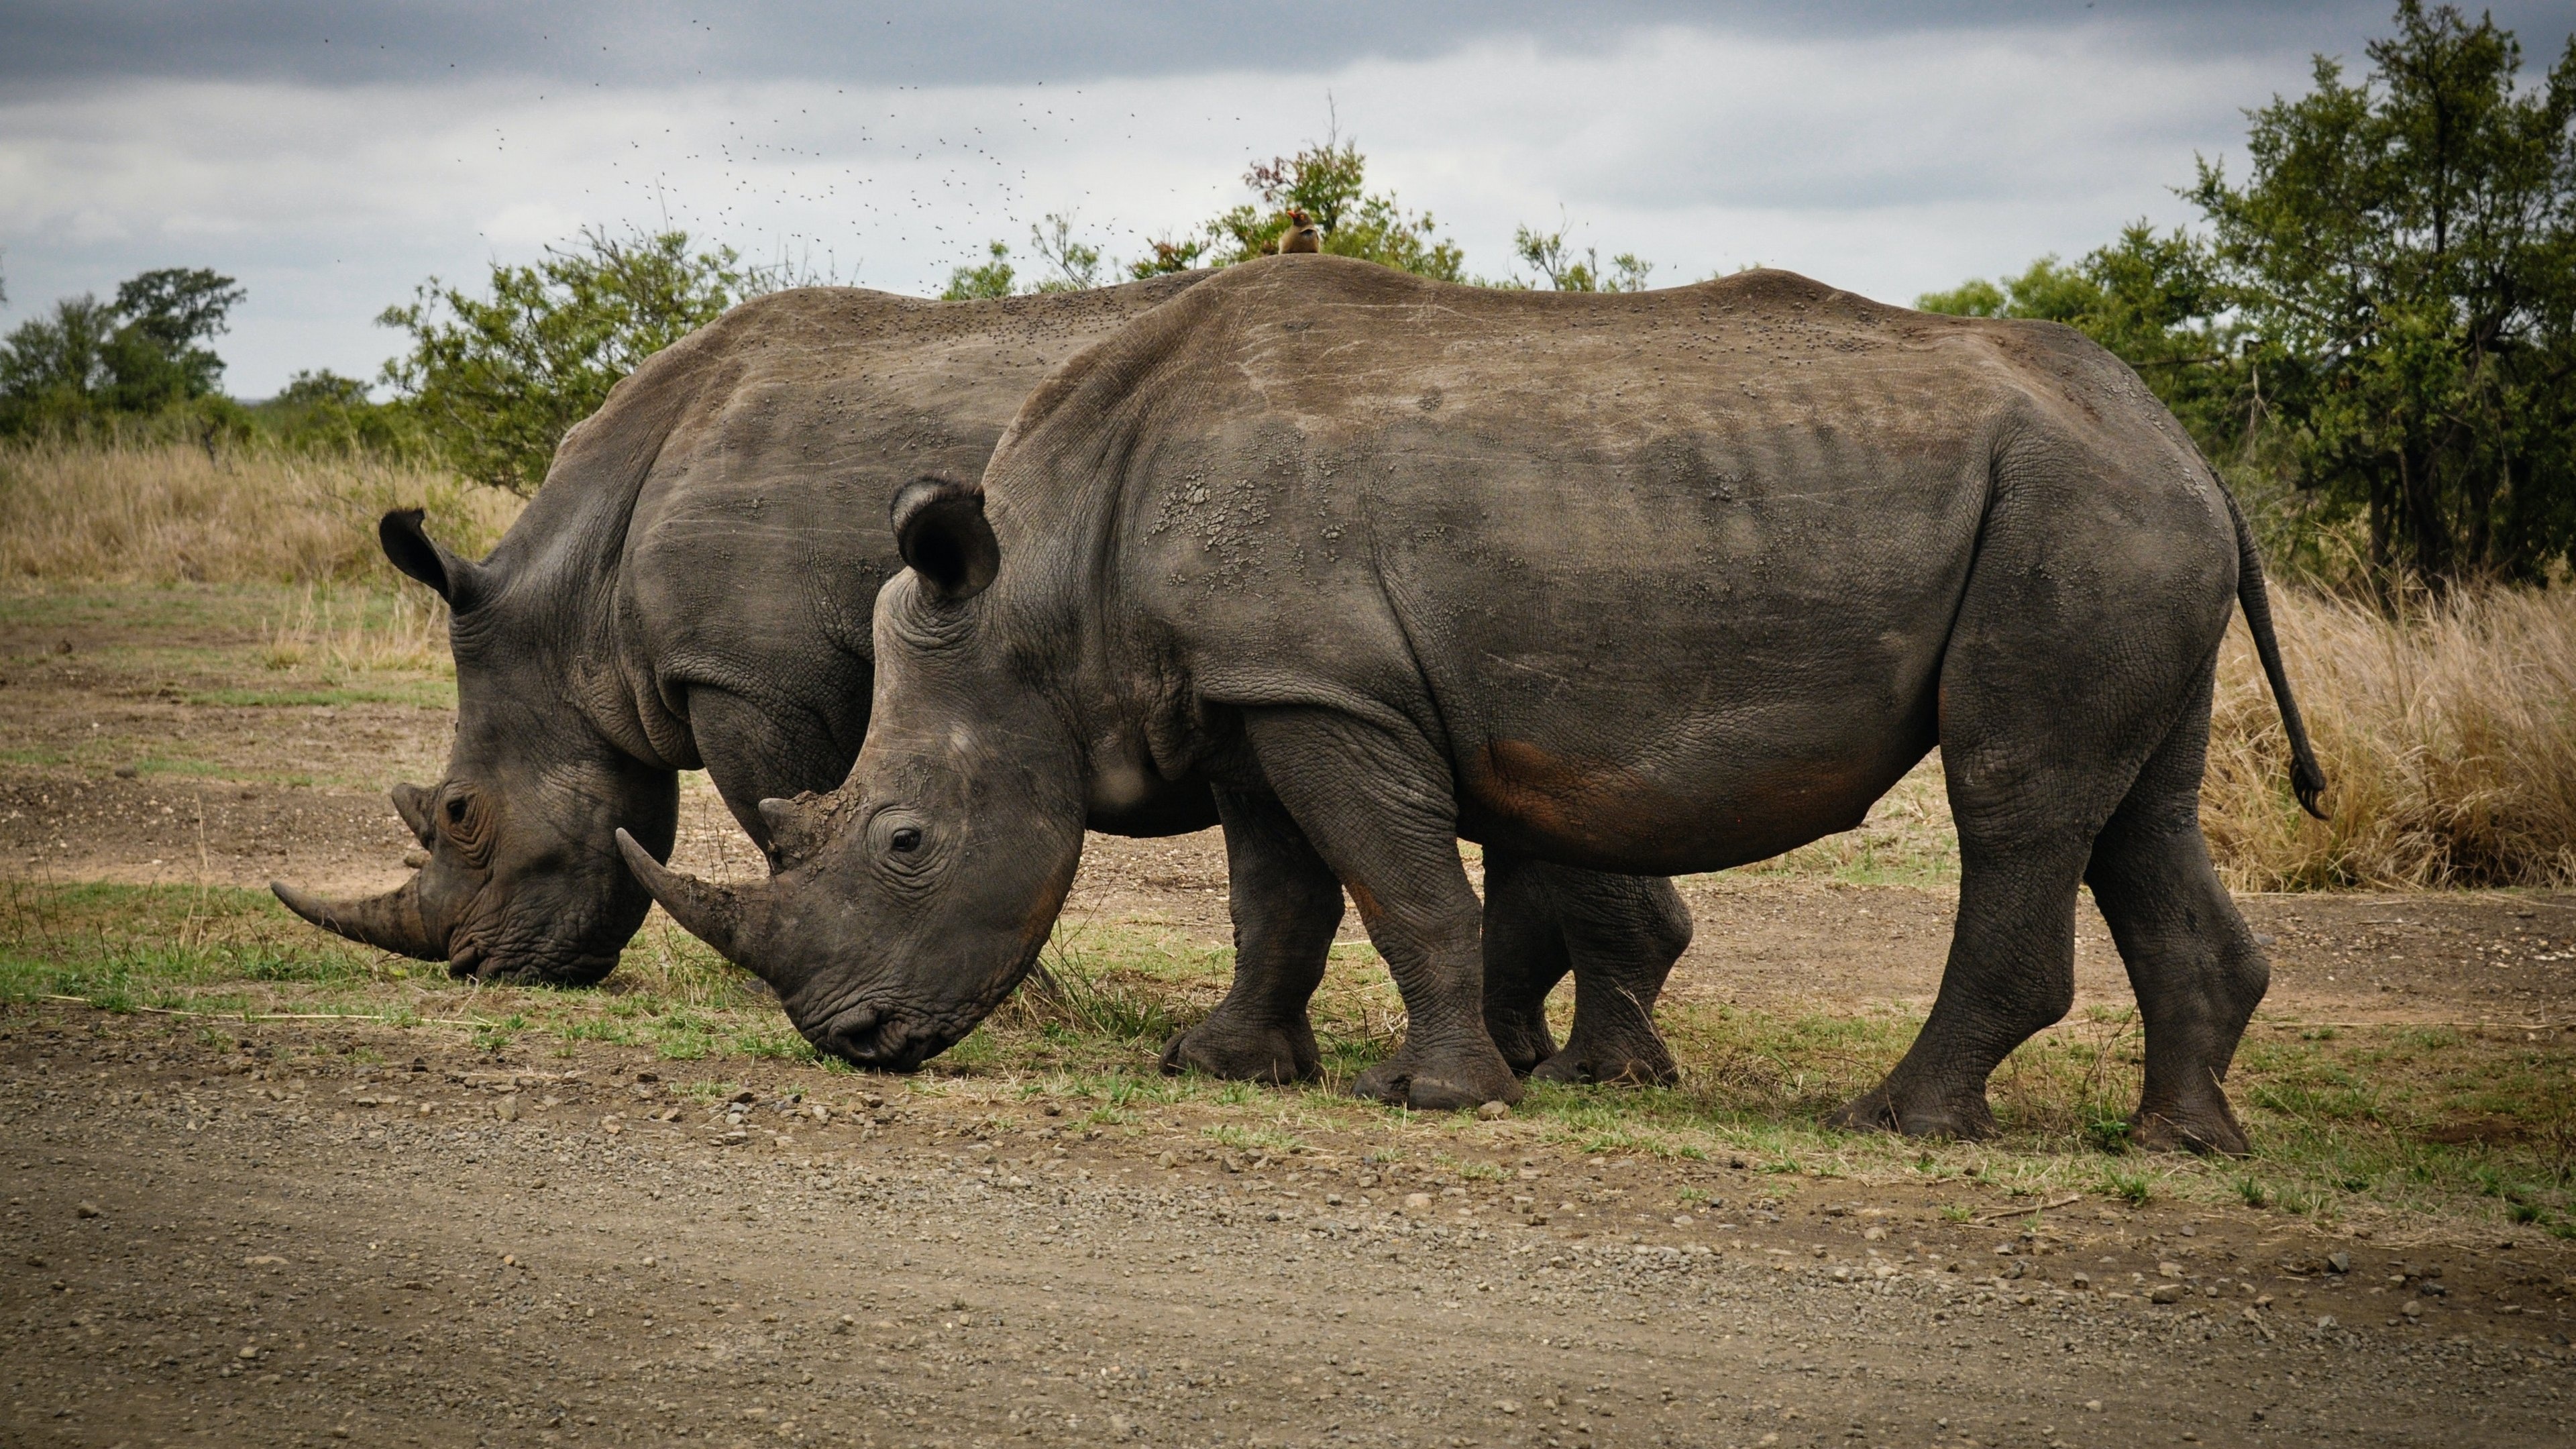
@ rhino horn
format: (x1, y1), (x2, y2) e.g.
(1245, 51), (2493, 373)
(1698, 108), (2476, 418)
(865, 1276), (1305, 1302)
(616, 828), (752, 967)
(271, 877), (441, 960)
(756, 795), (828, 867)
(390, 782), (437, 845)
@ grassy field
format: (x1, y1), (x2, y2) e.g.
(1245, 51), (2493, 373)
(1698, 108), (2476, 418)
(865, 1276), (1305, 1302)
(6, 877), (2571, 1244)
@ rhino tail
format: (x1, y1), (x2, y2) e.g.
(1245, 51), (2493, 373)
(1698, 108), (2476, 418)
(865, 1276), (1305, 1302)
(2220, 483), (2328, 820)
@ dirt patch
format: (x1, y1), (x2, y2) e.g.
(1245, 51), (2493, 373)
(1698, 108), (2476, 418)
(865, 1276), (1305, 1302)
(5, 1011), (2572, 1448)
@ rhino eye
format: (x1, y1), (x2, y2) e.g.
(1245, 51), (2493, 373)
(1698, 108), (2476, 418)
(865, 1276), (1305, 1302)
(446, 798), (468, 823)
(890, 826), (923, 853)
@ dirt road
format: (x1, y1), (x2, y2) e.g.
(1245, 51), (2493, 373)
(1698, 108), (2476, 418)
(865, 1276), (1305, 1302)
(7, 1015), (2573, 1449)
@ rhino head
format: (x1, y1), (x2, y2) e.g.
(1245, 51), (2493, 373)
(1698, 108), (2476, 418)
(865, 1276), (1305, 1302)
(621, 480), (1086, 1067)
(272, 509), (678, 985)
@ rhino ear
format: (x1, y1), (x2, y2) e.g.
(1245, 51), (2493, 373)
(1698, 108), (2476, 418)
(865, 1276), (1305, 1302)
(890, 477), (1000, 604)
(379, 508), (490, 610)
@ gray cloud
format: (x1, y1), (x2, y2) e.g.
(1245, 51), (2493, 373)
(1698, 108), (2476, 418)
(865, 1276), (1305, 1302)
(4, 2), (2569, 396)
(8, 1), (2557, 89)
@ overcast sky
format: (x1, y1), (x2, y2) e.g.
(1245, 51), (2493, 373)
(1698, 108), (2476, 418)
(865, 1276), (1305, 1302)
(3, 1), (2569, 397)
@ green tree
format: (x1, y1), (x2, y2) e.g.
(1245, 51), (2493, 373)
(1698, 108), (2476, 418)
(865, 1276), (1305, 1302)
(0, 268), (244, 437)
(1205, 135), (1466, 280)
(2188, 1), (2576, 589)
(941, 241), (1018, 301)
(1025, 214), (1108, 293)
(106, 268), (246, 408)
(246, 369), (422, 458)
(379, 227), (764, 494)
(1126, 235), (1207, 279)
(0, 295), (118, 434)
(1510, 218), (1655, 292)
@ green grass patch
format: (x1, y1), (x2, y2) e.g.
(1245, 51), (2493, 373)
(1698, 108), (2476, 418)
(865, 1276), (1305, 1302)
(5, 881), (2573, 1240)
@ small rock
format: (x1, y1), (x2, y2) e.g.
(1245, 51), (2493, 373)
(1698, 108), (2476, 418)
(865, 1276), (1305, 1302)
(495, 1096), (521, 1122)
(2149, 1283), (2184, 1304)
(1672, 1215), (1694, 1228)
(2326, 1251), (2351, 1274)
(74, 1202), (101, 1219)
(1155, 1152), (1176, 1169)
(1494, 1400), (1520, 1415)
(809, 1104), (830, 1124)
(2157, 1260), (2184, 1278)
(2071, 1273), (2091, 1289)
(113, 764), (138, 780)
(402, 850), (428, 869)
(2316, 1315), (2337, 1330)
(729, 1088), (757, 1105)
(1405, 1192), (1434, 1212)
(2084, 1401), (2103, 1413)
(2401, 1299), (2423, 1318)
(237, 1345), (260, 1360)
(1475, 1100), (1509, 1121)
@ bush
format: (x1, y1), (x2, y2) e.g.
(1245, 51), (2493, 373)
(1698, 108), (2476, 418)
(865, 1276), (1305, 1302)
(378, 227), (767, 494)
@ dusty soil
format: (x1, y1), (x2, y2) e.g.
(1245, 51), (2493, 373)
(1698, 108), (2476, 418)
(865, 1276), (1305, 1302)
(7, 587), (2576, 1446)
(6, 1014), (2574, 1449)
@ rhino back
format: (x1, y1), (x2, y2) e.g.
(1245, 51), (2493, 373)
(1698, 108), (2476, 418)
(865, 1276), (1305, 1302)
(989, 258), (2221, 874)
(481, 275), (1203, 777)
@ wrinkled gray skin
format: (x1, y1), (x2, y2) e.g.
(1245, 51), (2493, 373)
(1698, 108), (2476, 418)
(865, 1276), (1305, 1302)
(628, 257), (2327, 1145)
(272, 278), (1206, 983)
(275, 277), (1688, 1085)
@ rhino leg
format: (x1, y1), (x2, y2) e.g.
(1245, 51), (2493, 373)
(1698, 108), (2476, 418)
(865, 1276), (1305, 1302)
(1528, 865), (1689, 1087)
(1483, 855), (1690, 1086)
(1835, 508), (2227, 1141)
(1242, 707), (1521, 1112)
(1159, 786), (1339, 1084)
(1480, 851), (1569, 1074)
(2086, 665), (2263, 1157)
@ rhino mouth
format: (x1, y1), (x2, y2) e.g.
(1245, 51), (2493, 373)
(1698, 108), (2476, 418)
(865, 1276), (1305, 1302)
(804, 1000), (963, 1073)
(444, 896), (622, 987)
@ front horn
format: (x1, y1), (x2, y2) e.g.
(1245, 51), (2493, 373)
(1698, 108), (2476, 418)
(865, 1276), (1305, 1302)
(616, 828), (753, 967)
(272, 877), (441, 960)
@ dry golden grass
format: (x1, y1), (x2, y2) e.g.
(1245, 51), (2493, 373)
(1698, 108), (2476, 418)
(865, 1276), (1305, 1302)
(2208, 586), (2576, 890)
(259, 584), (456, 675)
(0, 441), (519, 587)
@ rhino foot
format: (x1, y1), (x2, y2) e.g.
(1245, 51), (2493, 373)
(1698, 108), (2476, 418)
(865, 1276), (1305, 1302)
(2129, 1098), (2249, 1157)
(1529, 1032), (1679, 1088)
(1354, 1042), (1523, 1112)
(1158, 1016), (1320, 1084)
(1485, 1003), (1558, 1077)
(1830, 1079), (1999, 1140)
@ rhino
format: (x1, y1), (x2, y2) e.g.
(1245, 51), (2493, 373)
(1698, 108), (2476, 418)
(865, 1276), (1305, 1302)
(274, 276), (1690, 1085)
(623, 257), (2326, 1146)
